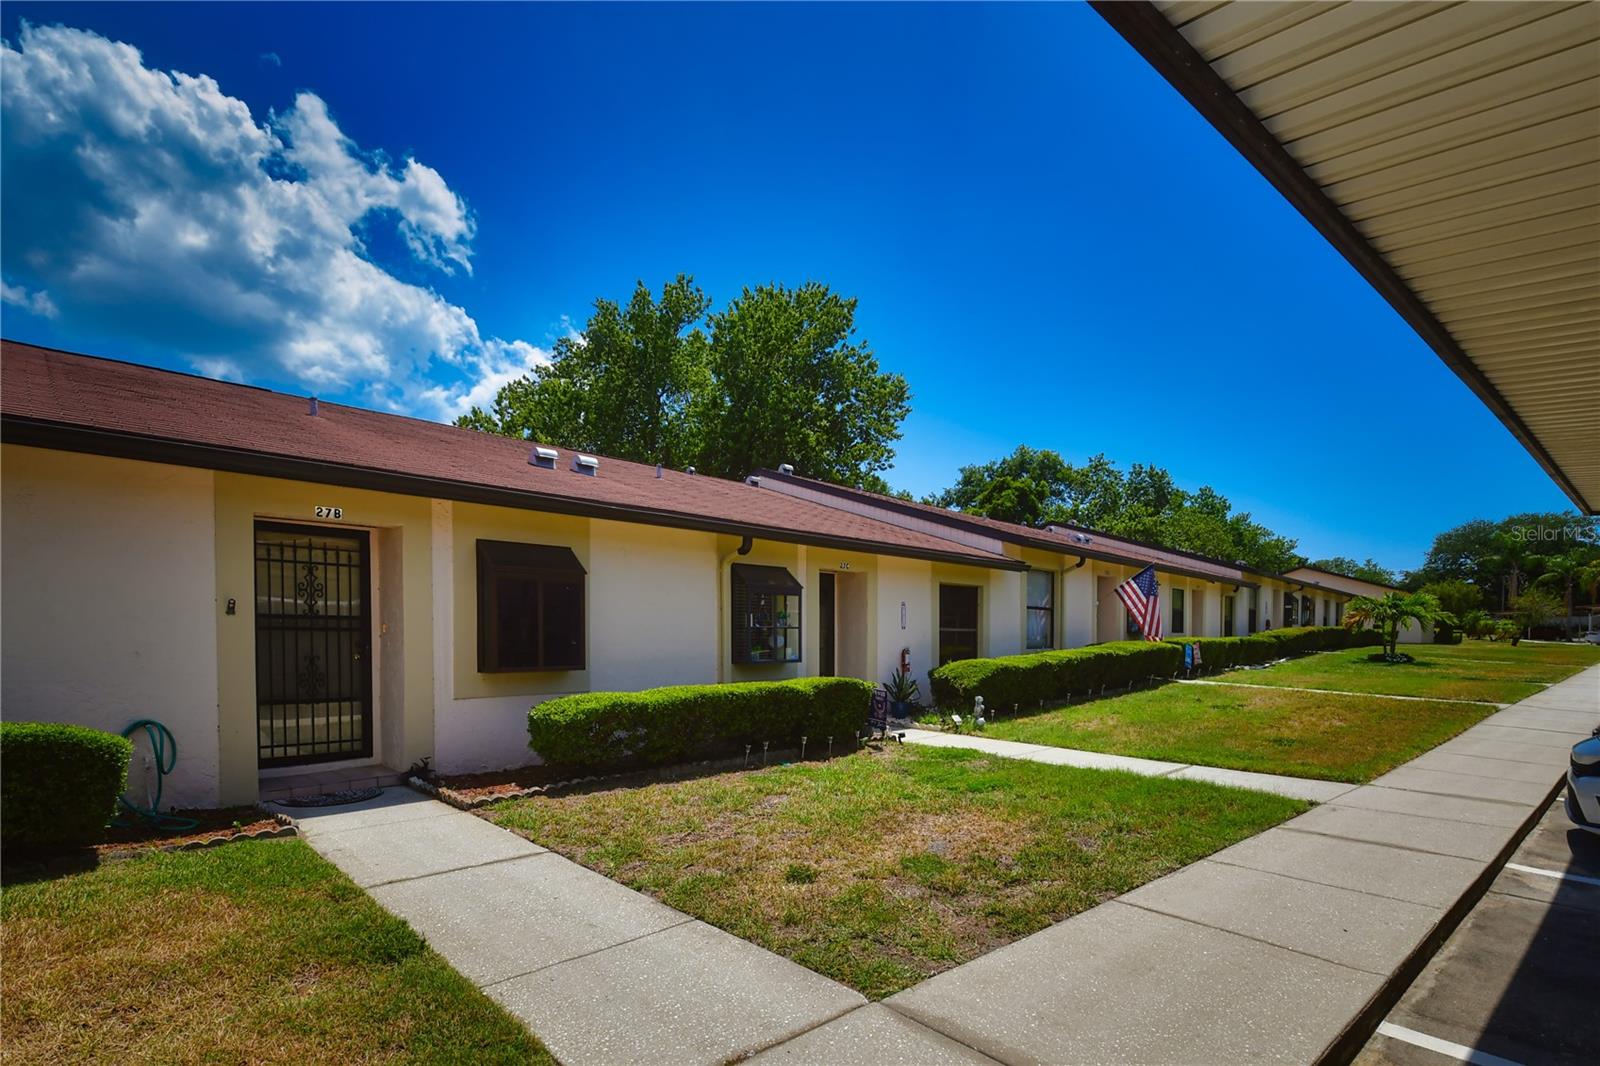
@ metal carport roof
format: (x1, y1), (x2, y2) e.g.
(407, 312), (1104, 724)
(1093, 0), (1600, 514)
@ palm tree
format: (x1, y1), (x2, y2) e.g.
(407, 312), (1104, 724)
(1343, 591), (1445, 660)
(1488, 532), (1532, 609)
(1533, 550), (1594, 634)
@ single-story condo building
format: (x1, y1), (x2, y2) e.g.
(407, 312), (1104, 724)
(2, 341), (1360, 806)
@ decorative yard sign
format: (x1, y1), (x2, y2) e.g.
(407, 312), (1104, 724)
(868, 687), (890, 735)
(314, 506), (344, 520)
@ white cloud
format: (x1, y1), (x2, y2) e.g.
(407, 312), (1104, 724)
(1, 279), (58, 318)
(0, 22), (535, 418)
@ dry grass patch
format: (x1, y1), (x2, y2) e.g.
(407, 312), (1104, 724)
(1, 838), (549, 1065)
(484, 745), (1303, 999)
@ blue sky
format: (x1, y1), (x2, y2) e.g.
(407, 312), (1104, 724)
(0, 2), (1572, 571)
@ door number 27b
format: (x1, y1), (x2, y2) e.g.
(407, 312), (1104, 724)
(315, 506), (344, 520)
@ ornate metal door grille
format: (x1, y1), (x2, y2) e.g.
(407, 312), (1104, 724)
(255, 523), (373, 766)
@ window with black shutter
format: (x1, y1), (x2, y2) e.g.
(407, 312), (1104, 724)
(731, 564), (802, 664)
(477, 540), (586, 672)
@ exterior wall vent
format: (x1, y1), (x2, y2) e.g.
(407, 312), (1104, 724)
(572, 453), (600, 476)
(777, 463), (795, 475)
(530, 446), (558, 469)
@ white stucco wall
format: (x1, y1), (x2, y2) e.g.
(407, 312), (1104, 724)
(1, 446), (221, 808)
(983, 570), (1025, 658)
(1062, 565), (1096, 648)
(876, 556), (933, 691)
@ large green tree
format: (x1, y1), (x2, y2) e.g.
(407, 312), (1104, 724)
(458, 275), (712, 469)
(926, 447), (1301, 572)
(458, 277), (910, 489)
(1408, 512), (1597, 606)
(696, 282), (910, 484)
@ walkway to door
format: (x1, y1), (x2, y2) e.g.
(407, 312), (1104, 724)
(283, 664), (1595, 1065)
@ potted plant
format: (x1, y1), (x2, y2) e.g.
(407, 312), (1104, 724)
(884, 668), (921, 717)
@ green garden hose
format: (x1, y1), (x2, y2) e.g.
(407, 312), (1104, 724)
(112, 719), (199, 832)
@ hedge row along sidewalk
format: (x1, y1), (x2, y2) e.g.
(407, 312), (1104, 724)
(928, 626), (1380, 712)
(527, 676), (872, 773)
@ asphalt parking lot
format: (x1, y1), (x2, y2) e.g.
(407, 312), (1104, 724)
(1355, 794), (1599, 1066)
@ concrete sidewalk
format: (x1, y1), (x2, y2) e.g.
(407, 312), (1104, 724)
(282, 662), (1594, 1065)
(901, 728), (1358, 803)
(279, 788), (867, 1066)
(873, 663), (1598, 1065)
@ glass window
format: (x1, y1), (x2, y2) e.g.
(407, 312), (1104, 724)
(1223, 594), (1235, 637)
(1283, 591), (1297, 627)
(477, 540), (586, 672)
(1171, 588), (1186, 634)
(1026, 570), (1054, 650)
(1302, 595), (1314, 627)
(939, 584), (980, 665)
(1248, 587), (1258, 633)
(731, 564), (802, 664)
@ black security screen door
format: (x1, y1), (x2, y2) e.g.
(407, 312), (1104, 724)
(255, 523), (373, 767)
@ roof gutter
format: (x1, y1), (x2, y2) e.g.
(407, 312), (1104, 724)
(1, 417), (1027, 573)
(1089, 1), (1593, 516)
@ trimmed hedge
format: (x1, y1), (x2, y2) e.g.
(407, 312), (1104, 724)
(1164, 626), (1381, 669)
(929, 641), (1182, 711)
(930, 627), (1382, 710)
(1, 721), (132, 850)
(528, 677), (873, 772)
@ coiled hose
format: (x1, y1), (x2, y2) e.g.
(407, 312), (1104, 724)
(111, 719), (199, 832)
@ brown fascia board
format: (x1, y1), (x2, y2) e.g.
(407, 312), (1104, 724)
(753, 468), (1258, 587)
(2, 417), (1027, 573)
(1089, 1), (1594, 516)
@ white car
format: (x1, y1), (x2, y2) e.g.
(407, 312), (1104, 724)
(1567, 732), (1600, 835)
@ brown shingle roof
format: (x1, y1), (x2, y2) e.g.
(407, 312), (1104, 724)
(753, 468), (1255, 586)
(0, 340), (1020, 570)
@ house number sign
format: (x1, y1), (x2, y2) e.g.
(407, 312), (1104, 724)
(315, 506), (345, 520)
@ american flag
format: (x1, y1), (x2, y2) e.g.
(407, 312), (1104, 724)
(1116, 565), (1163, 641)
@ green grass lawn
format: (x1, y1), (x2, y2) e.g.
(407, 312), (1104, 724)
(983, 682), (1494, 783)
(1413, 639), (1600, 670)
(484, 745), (1304, 1000)
(1235, 641), (1599, 703)
(1, 839), (550, 1065)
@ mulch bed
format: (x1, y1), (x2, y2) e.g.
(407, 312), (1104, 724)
(431, 766), (559, 803)
(97, 806), (294, 857)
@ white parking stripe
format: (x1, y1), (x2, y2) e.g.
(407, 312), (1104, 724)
(1504, 862), (1600, 888)
(1376, 1022), (1525, 1066)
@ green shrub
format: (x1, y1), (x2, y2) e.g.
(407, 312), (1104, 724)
(527, 676), (873, 772)
(1161, 627), (1379, 671)
(929, 626), (1379, 711)
(929, 641), (1182, 710)
(1, 721), (132, 850)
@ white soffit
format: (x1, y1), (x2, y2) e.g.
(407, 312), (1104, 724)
(1108, 1), (1600, 512)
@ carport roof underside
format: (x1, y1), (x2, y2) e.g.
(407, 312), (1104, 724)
(1094, 1), (1600, 514)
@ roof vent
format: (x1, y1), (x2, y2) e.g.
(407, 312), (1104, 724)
(308, 397), (319, 416)
(746, 475), (762, 487)
(529, 446), (558, 469)
(777, 463), (794, 475)
(572, 453), (599, 476)
(686, 466), (696, 476)
(655, 464), (664, 479)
